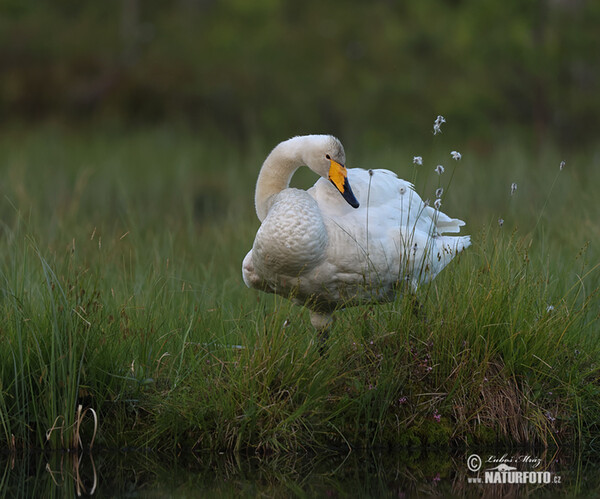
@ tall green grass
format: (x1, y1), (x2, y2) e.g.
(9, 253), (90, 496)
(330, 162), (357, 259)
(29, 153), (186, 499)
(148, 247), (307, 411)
(0, 126), (598, 452)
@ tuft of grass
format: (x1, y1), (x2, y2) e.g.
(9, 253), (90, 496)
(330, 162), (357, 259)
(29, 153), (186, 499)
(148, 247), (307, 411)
(0, 126), (598, 453)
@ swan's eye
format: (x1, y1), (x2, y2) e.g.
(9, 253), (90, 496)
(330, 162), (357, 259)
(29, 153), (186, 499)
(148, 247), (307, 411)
(325, 154), (331, 160)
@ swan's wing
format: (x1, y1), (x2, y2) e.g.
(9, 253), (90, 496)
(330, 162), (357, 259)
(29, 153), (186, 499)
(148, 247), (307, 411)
(308, 168), (415, 215)
(312, 168), (439, 236)
(311, 168), (470, 289)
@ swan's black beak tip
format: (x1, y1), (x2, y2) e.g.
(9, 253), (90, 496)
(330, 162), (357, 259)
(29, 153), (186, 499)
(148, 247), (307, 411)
(328, 158), (359, 209)
(339, 176), (359, 209)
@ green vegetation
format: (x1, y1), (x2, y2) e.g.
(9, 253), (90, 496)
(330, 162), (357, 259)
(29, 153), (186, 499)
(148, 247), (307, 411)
(2, 1), (600, 146)
(0, 126), (598, 453)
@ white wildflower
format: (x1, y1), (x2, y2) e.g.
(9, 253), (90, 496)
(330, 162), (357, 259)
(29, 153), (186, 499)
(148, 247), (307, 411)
(498, 218), (504, 227)
(413, 156), (423, 166)
(559, 160), (565, 171)
(451, 150), (461, 160)
(510, 182), (518, 196)
(435, 164), (445, 175)
(435, 187), (443, 198)
(434, 198), (442, 210)
(546, 305), (555, 313)
(433, 115), (445, 135)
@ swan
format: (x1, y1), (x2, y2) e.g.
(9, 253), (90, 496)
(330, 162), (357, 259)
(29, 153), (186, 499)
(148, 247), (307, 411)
(242, 135), (470, 333)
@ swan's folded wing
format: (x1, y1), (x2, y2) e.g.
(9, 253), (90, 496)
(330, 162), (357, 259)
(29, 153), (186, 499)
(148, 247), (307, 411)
(433, 211), (466, 234)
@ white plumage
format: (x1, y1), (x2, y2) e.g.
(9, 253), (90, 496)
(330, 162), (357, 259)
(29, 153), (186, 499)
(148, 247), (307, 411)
(242, 135), (470, 330)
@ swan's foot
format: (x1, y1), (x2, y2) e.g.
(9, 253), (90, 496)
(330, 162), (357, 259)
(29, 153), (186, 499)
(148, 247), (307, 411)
(309, 311), (333, 354)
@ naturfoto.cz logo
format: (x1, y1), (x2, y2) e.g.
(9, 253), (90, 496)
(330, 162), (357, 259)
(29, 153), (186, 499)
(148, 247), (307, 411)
(467, 453), (561, 485)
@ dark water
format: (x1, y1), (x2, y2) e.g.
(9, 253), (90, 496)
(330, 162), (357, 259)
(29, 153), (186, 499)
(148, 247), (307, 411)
(1, 448), (599, 497)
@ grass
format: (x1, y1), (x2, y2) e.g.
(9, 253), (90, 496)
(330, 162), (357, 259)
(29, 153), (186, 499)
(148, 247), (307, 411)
(0, 125), (598, 453)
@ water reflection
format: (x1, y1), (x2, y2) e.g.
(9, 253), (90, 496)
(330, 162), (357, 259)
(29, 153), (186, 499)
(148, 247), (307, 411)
(1, 448), (599, 497)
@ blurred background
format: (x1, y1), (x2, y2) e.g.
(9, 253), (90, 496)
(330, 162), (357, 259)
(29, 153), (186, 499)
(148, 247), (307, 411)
(2, 0), (599, 151)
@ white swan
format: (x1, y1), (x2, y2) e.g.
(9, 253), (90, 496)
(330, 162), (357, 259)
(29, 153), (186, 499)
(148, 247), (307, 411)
(242, 135), (471, 331)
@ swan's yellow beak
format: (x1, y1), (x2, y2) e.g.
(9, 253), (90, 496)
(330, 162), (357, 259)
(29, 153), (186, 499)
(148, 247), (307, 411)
(328, 159), (360, 208)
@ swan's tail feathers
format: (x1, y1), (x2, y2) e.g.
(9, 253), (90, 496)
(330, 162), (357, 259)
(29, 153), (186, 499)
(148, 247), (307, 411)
(416, 234), (470, 288)
(435, 213), (467, 234)
(454, 235), (471, 253)
(438, 235), (471, 255)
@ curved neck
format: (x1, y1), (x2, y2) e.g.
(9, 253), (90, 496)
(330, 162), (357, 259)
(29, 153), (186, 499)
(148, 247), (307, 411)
(254, 137), (309, 221)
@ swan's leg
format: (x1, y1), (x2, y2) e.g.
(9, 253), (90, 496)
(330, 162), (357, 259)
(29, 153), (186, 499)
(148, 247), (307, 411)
(309, 311), (333, 352)
(411, 296), (428, 323)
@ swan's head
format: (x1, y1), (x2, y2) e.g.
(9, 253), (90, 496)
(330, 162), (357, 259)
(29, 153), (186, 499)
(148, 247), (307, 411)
(304, 135), (360, 209)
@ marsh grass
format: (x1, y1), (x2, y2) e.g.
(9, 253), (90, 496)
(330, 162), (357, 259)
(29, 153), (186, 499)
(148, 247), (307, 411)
(0, 126), (598, 453)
